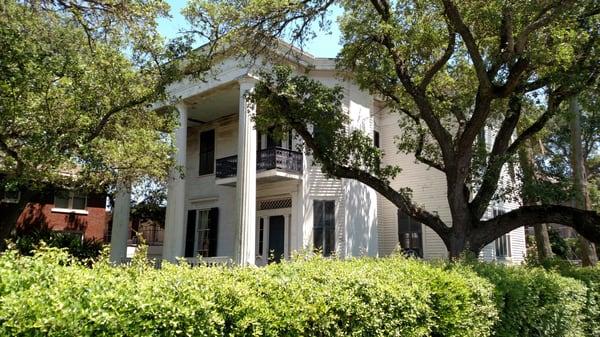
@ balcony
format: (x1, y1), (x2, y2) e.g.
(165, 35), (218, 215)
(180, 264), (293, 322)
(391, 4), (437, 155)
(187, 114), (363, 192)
(216, 147), (303, 184)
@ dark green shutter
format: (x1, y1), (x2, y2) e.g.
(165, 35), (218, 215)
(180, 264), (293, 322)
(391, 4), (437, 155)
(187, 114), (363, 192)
(184, 210), (196, 257)
(208, 207), (219, 257)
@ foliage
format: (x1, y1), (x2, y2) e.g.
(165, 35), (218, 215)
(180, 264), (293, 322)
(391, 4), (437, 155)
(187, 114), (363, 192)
(0, 0), (188, 191)
(11, 227), (103, 263)
(470, 262), (588, 337)
(0, 250), (497, 337)
(546, 262), (600, 337)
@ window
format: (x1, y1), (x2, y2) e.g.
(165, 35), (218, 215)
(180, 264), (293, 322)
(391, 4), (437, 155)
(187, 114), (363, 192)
(199, 129), (215, 175)
(374, 130), (380, 148)
(492, 208), (511, 258)
(495, 234), (511, 258)
(54, 191), (87, 210)
(313, 200), (335, 256)
(1, 189), (20, 203)
(397, 210), (423, 258)
(185, 208), (219, 258)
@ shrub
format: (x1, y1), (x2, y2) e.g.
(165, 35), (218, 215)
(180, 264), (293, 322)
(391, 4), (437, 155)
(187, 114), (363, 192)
(0, 250), (497, 337)
(11, 227), (104, 263)
(471, 262), (588, 337)
(539, 260), (600, 337)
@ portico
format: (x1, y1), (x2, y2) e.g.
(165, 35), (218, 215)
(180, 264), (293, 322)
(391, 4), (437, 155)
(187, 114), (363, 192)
(161, 78), (259, 265)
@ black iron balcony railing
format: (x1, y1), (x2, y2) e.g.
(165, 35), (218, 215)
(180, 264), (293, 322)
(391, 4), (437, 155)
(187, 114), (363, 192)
(216, 147), (303, 179)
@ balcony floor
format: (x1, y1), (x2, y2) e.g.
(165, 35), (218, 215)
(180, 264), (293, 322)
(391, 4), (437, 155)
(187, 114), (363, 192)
(216, 169), (302, 186)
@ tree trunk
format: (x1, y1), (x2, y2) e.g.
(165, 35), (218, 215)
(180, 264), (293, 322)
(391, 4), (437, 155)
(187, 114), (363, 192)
(569, 97), (598, 266)
(517, 137), (553, 260)
(533, 224), (553, 260)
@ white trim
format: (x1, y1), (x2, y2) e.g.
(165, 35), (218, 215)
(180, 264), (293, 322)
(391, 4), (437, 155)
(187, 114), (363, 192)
(50, 208), (89, 215)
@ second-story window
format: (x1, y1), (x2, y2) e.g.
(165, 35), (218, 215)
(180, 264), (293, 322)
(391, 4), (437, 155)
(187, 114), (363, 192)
(54, 191), (87, 210)
(199, 129), (215, 175)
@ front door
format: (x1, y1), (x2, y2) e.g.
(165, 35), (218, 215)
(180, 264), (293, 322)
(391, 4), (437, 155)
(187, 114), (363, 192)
(268, 215), (285, 263)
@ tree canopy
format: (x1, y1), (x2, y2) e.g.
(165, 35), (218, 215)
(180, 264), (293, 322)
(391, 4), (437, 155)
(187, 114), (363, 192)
(0, 0), (185, 191)
(182, 0), (600, 256)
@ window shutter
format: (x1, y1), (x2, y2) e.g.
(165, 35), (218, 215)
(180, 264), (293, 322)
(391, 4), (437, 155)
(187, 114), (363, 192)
(199, 130), (215, 175)
(208, 207), (219, 257)
(184, 210), (196, 257)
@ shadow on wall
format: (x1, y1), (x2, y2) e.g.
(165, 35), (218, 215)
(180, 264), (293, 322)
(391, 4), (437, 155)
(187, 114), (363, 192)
(345, 180), (376, 257)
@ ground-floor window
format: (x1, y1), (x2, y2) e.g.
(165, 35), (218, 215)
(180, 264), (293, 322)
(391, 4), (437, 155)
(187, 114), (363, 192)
(492, 208), (511, 258)
(495, 234), (511, 258)
(313, 200), (335, 256)
(397, 210), (423, 258)
(185, 208), (219, 258)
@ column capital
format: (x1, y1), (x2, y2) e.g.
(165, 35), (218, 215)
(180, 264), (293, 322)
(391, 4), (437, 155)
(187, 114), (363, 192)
(175, 101), (189, 113)
(238, 76), (258, 89)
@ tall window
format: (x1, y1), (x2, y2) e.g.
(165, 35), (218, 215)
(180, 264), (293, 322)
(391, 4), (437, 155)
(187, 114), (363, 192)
(493, 208), (511, 258)
(54, 191), (87, 210)
(199, 129), (215, 175)
(374, 130), (380, 148)
(397, 210), (423, 257)
(185, 208), (219, 258)
(313, 200), (335, 256)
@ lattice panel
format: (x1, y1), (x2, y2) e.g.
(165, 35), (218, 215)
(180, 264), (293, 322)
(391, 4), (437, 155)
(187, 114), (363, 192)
(260, 198), (292, 210)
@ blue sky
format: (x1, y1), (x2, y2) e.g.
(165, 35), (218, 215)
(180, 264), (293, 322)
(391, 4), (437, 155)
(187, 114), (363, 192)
(157, 1), (343, 58)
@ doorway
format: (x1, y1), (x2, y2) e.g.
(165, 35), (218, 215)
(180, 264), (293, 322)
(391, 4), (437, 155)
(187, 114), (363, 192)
(256, 211), (290, 265)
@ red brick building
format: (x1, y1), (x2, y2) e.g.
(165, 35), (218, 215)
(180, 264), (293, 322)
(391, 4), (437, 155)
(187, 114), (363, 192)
(9, 189), (109, 241)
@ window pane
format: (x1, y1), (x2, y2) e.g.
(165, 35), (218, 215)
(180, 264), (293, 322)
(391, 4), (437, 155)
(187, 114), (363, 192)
(71, 195), (86, 210)
(54, 192), (69, 208)
(197, 210), (210, 257)
(324, 226), (335, 257)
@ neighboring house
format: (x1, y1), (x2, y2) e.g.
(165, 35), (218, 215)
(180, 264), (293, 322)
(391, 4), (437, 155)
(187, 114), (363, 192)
(109, 46), (526, 265)
(2, 187), (109, 241)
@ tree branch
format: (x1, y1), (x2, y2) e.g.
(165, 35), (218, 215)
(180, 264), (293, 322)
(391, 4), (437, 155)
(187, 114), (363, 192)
(478, 204), (600, 246)
(469, 94), (523, 218)
(419, 26), (456, 90)
(441, 0), (492, 91)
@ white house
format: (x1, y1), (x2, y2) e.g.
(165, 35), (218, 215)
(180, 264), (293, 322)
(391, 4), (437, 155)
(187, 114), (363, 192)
(110, 47), (526, 265)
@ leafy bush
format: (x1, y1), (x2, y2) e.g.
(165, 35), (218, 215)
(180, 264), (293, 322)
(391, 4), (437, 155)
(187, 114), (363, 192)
(11, 227), (103, 262)
(0, 249), (497, 337)
(471, 262), (587, 337)
(538, 260), (600, 337)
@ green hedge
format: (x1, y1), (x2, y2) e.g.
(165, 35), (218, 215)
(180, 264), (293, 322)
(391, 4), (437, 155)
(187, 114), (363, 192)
(1, 248), (596, 337)
(471, 263), (588, 337)
(542, 261), (600, 337)
(0, 248), (497, 337)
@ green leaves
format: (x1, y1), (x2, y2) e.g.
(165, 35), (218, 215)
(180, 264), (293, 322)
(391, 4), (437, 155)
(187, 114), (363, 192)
(0, 251), (498, 337)
(0, 0), (180, 191)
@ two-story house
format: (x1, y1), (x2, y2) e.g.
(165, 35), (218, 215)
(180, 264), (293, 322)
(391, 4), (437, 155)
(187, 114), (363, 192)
(109, 47), (526, 265)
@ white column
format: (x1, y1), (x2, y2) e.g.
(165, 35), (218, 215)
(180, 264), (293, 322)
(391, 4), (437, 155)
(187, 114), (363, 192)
(234, 79), (257, 266)
(110, 182), (131, 263)
(162, 103), (188, 262)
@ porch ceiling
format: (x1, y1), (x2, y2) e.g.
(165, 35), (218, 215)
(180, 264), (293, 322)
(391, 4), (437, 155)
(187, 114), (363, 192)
(184, 84), (239, 123)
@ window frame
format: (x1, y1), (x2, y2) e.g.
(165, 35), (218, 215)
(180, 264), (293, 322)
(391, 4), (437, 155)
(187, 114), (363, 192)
(1, 190), (20, 204)
(397, 209), (424, 258)
(185, 208), (219, 258)
(52, 190), (88, 214)
(492, 208), (512, 258)
(313, 199), (336, 257)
